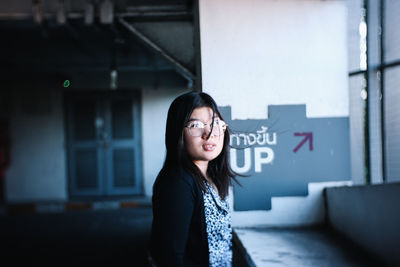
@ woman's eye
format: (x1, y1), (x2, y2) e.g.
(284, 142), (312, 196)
(191, 122), (203, 128)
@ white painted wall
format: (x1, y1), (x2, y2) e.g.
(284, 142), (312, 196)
(200, 0), (348, 119)
(231, 181), (352, 228)
(200, 0), (349, 226)
(141, 88), (189, 197)
(6, 91), (67, 202)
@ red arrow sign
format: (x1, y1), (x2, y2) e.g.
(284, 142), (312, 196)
(293, 132), (313, 153)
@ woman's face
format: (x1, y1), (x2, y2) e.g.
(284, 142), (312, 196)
(184, 107), (225, 165)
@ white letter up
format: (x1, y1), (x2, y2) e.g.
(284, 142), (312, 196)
(230, 148), (251, 173)
(254, 147), (274, 173)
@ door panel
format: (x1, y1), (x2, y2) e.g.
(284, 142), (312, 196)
(113, 149), (135, 187)
(105, 95), (141, 195)
(73, 101), (97, 141)
(111, 100), (134, 139)
(74, 149), (98, 189)
(67, 97), (104, 196)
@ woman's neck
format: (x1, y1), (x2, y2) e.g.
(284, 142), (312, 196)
(194, 160), (219, 194)
(194, 160), (218, 189)
(193, 160), (208, 178)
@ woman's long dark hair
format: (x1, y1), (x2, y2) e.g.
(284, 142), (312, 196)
(160, 91), (239, 200)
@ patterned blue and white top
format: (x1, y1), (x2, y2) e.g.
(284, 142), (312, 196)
(203, 181), (232, 267)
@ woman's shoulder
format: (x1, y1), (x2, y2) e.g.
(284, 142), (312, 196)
(152, 167), (203, 203)
(155, 166), (198, 190)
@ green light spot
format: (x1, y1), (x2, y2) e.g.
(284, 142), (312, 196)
(63, 80), (70, 88)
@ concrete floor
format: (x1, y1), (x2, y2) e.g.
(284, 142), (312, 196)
(0, 208), (388, 267)
(0, 208), (153, 266)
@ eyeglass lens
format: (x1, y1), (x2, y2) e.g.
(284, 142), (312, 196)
(188, 121), (226, 137)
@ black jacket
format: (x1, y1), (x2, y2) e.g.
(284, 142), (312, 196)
(149, 167), (209, 267)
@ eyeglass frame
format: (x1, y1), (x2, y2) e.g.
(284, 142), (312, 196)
(184, 119), (228, 137)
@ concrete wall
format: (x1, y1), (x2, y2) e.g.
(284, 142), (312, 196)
(349, 74), (367, 185)
(200, 0), (349, 226)
(6, 90), (67, 202)
(325, 183), (400, 266)
(385, 66), (400, 183)
(141, 88), (189, 197)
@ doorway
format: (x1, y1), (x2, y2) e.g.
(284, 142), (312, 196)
(65, 91), (142, 198)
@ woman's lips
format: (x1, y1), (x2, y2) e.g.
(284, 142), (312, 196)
(202, 143), (216, 151)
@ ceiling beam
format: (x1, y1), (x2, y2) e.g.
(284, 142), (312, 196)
(118, 16), (195, 84)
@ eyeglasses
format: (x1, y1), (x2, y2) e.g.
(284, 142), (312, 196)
(185, 119), (228, 137)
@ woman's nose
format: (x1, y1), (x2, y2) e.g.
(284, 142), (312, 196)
(201, 125), (213, 139)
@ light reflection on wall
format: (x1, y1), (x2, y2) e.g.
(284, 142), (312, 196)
(359, 15), (367, 71)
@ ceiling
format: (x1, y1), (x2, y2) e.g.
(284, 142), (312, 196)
(0, 0), (193, 21)
(0, 0), (198, 90)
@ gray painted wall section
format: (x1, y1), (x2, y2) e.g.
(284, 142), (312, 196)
(6, 90), (67, 202)
(220, 104), (350, 211)
(325, 183), (400, 266)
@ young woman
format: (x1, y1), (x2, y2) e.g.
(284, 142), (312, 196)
(149, 92), (239, 267)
